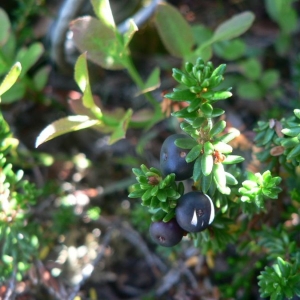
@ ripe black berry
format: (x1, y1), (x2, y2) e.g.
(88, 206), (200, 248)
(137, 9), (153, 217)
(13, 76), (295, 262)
(175, 191), (215, 233)
(149, 218), (184, 247)
(160, 134), (194, 181)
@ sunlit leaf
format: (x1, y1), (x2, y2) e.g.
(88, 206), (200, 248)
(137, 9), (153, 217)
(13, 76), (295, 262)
(91, 0), (116, 29)
(0, 62), (22, 97)
(154, 2), (194, 58)
(35, 116), (100, 147)
(74, 52), (101, 116)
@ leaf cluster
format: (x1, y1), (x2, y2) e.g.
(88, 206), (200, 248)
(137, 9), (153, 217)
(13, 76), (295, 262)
(128, 165), (184, 222)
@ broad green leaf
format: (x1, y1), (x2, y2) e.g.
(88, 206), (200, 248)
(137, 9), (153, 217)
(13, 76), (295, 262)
(213, 39), (246, 60)
(137, 67), (160, 95)
(0, 8), (10, 46)
(0, 62), (22, 97)
(214, 142), (233, 154)
(91, 0), (116, 29)
(240, 58), (262, 80)
(74, 52), (101, 114)
(70, 16), (125, 70)
(33, 66), (50, 91)
(211, 11), (255, 42)
(236, 81), (263, 100)
(204, 141), (214, 155)
(109, 109), (133, 144)
(154, 3), (194, 58)
(123, 19), (138, 48)
(35, 116), (100, 147)
(16, 43), (44, 78)
(261, 70), (279, 90)
(192, 24), (213, 46)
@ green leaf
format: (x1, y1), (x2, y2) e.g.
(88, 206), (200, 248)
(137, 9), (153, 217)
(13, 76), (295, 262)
(201, 154), (213, 176)
(165, 89), (197, 101)
(157, 189), (167, 202)
(91, 0), (116, 29)
(213, 163), (226, 191)
(16, 43), (44, 78)
(204, 141), (214, 155)
(154, 3), (194, 58)
(206, 91), (232, 101)
(225, 172), (238, 185)
(35, 116), (100, 148)
(222, 155), (244, 164)
(1, 81), (25, 103)
(240, 58), (262, 80)
(294, 109), (300, 119)
(202, 173), (212, 193)
(70, 16), (125, 70)
(287, 144), (300, 160)
(74, 52), (101, 114)
(109, 109), (133, 144)
(282, 127), (300, 137)
(213, 142), (233, 154)
(211, 11), (255, 42)
(186, 144), (202, 162)
(0, 62), (22, 97)
(128, 189), (144, 198)
(210, 120), (226, 137)
(193, 156), (202, 182)
(123, 19), (138, 48)
(200, 102), (213, 117)
(236, 81), (263, 100)
(33, 66), (50, 91)
(175, 137), (198, 149)
(151, 209), (166, 222)
(163, 210), (176, 222)
(261, 70), (280, 90)
(192, 24), (213, 46)
(138, 67), (160, 95)
(213, 39), (246, 60)
(0, 8), (11, 46)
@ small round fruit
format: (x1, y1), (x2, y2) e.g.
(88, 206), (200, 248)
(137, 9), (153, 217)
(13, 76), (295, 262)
(175, 191), (215, 233)
(160, 134), (194, 181)
(149, 218), (184, 247)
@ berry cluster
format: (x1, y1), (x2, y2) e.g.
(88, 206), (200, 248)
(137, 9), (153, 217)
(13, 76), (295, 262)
(129, 133), (215, 247)
(150, 134), (215, 247)
(129, 58), (244, 247)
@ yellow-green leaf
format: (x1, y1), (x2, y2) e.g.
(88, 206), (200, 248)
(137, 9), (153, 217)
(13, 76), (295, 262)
(35, 115), (99, 148)
(0, 62), (22, 98)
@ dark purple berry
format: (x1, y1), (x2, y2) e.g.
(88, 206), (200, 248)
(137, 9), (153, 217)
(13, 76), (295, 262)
(160, 134), (194, 181)
(175, 191), (215, 233)
(149, 218), (184, 247)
